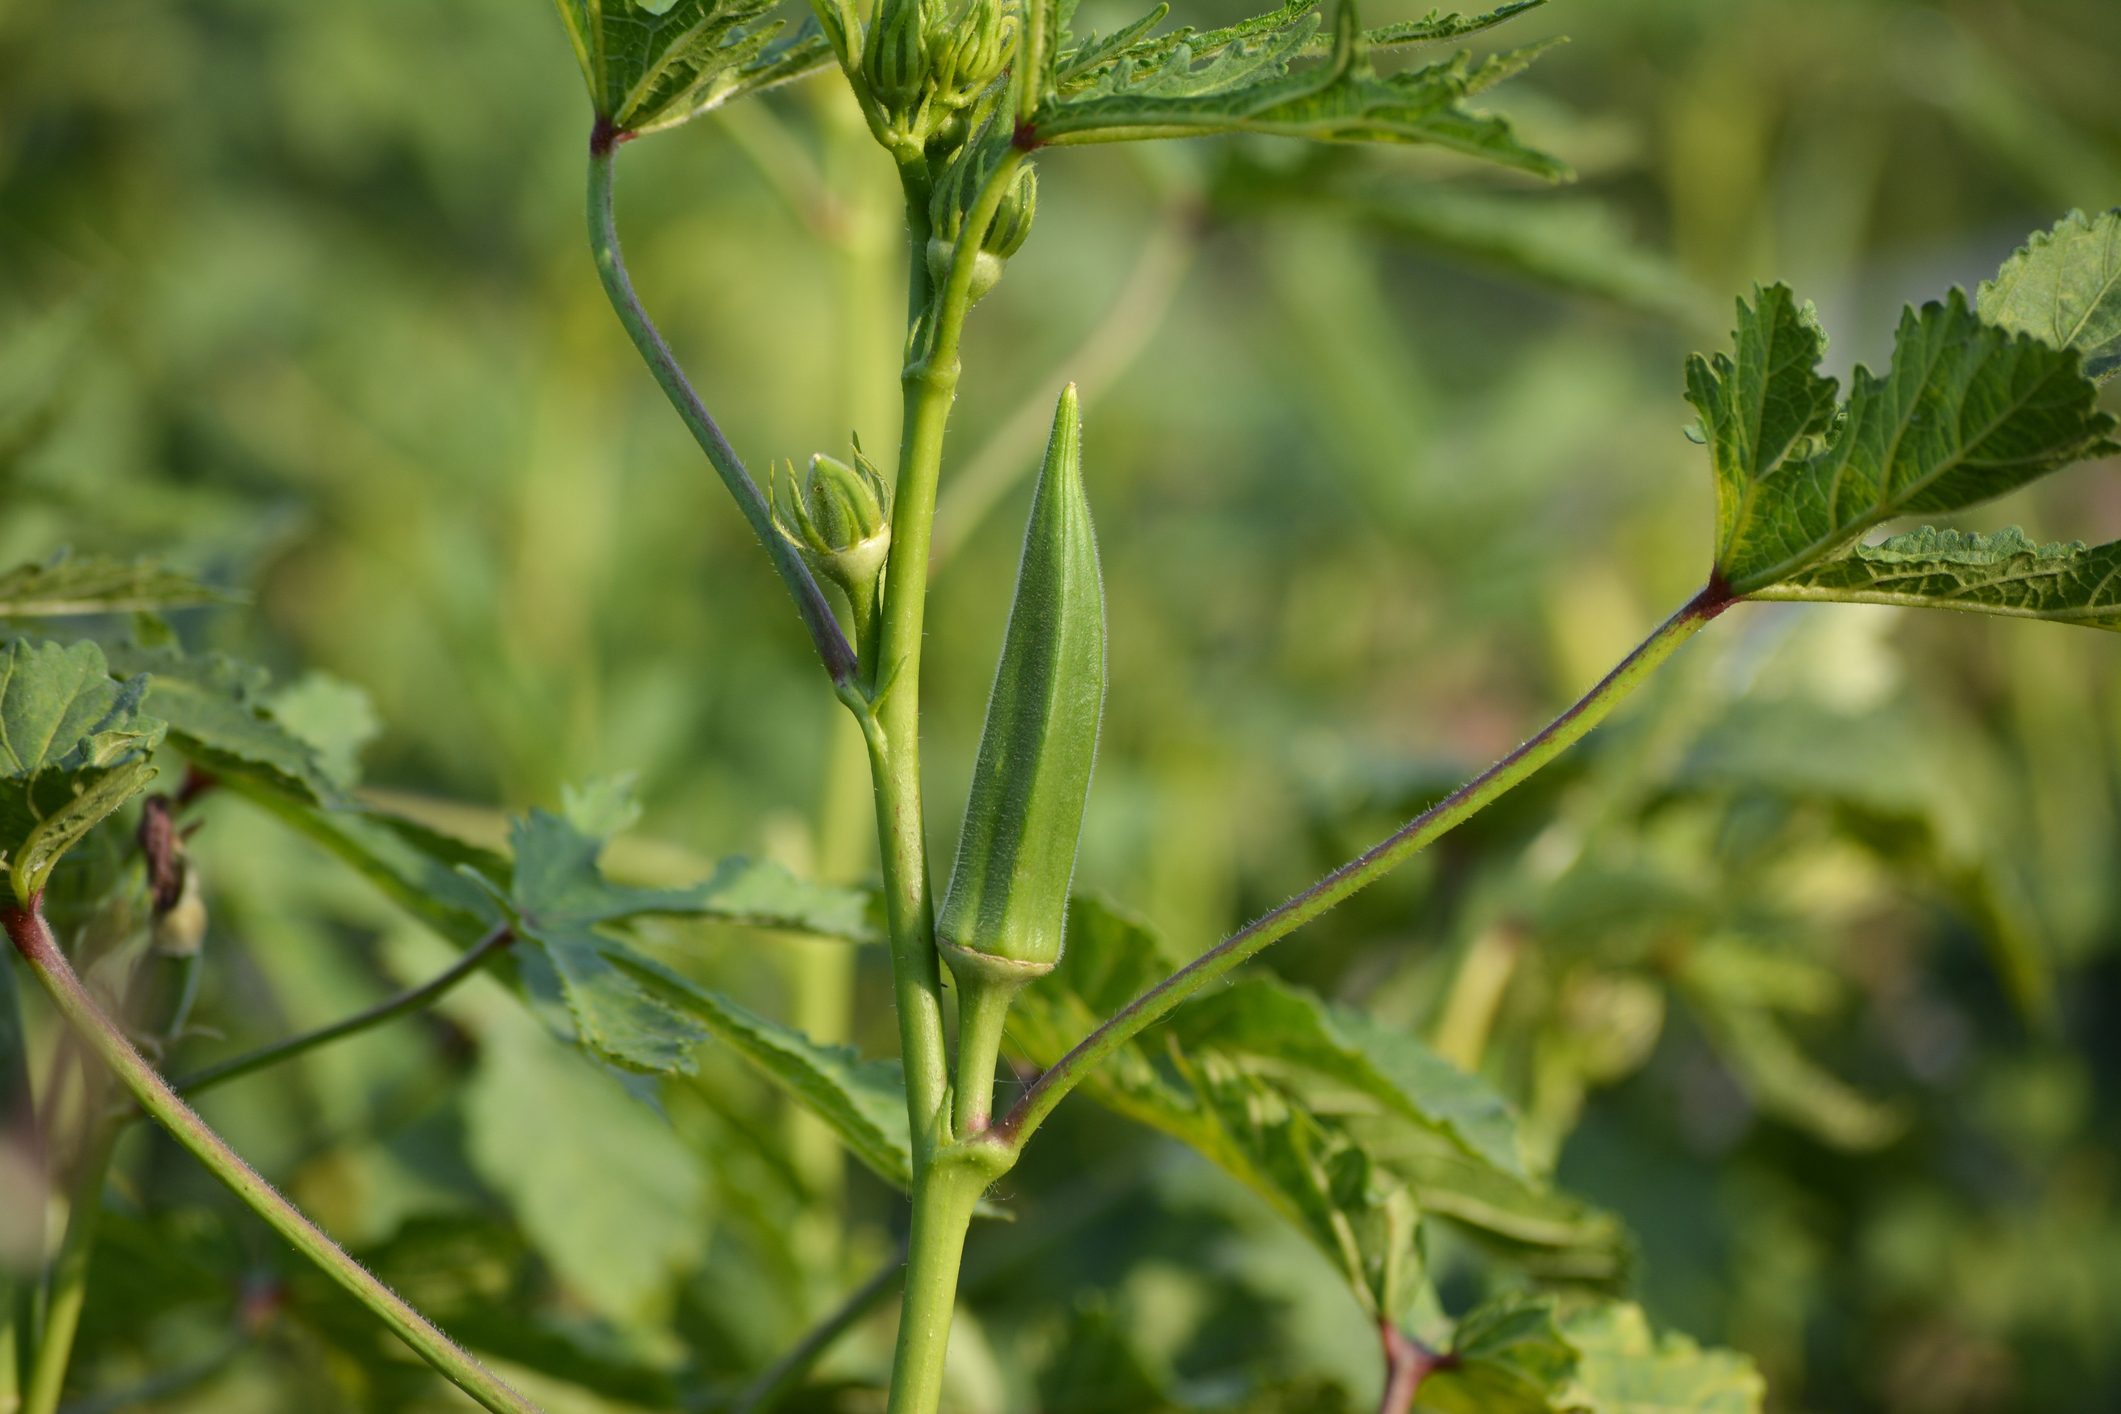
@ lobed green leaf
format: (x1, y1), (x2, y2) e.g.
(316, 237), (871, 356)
(1698, 287), (2116, 593)
(1753, 525), (2121, 629)
(0, 638), (166, 901)
(1420, 1296), (1765, 1414)
(0, 551), (233, 619)
(1977, 207), (2121, 384)
(551, 0), (832, 136)
(1033, 0), (1566, 178)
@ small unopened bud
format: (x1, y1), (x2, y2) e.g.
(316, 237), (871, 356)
(771, 447), (892, 649)
(929, 0), (1011, 110)
(926, 144), (1037, 302)
(984, 163), (1037, 260)
(863, 0), (932, 124)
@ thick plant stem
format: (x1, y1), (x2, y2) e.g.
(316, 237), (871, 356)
(169, 926), (515, 1102)
(857, 148), (1033, 1414)
(586, 128), (858, 686)
(863, 147), (1032, 1159)
(22, 1110), (117, 1414)
(0, 902), (539, 1414)
(883, 1159), (988, 1414)
(998, 586), (1731, 1147)
(949, 976), (1018, 1135)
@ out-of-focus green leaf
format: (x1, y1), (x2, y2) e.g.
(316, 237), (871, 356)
(1978, 208), (2121, 383)
(1173, 977), (1526, 1177)
(1418, 1297), (1764, 1414)
(465, 1020), (709, 1320)
(550, 0), (831, 136)
(266, 672), (382, 792)
(1009, 898), (1627, 1316)
(1693, 285), (2116, 593)
(1033, 0), (1566, 178)
(0, 638), (165, 901)
(1753, 526), (2121, 629)
(0, 552), (232, 618)
(613, 951), (918, 1192)
(1557, 1301), (1766, 1413)
(105, 644), (345, 807)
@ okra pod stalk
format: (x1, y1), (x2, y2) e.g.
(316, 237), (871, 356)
(938, 384), (1106, 1129)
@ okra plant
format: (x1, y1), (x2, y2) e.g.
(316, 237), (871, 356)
(2, 0), (2118, 1411)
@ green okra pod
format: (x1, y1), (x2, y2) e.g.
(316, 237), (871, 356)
(938, 383), (1105, 992)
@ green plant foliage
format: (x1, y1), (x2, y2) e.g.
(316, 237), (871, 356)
(1007, 898), (1628, 1322)
(1693, 284), (2118, 593)
(1752, 525), (2121, 627)
(1421, 1296), (1764, 1414)
(1031, 0), (1566, 177)
(105, 644), (348, 807)
(0, 552), (231, 619)
(1978, 207), (2121, 383)
(0, 638), (165, 901)
(550, 0), (832, 135)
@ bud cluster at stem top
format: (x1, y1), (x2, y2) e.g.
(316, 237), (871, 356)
(861, 0), (1016, 151)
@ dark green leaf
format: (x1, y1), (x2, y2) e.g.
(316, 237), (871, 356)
(612, 951), (920, 1192)
(0, 638), (166, 901)
(1977, 208), (2121, 384)
(551, 0), (831, 136)
(105, 645), (345, 807)
(0, 552), (232, 618)
(1009, 898), (1626, 1316)
(1700, 287), (2117, 592)
(1034, 0), (1566, 178)
(1753, 525), (2121, 630)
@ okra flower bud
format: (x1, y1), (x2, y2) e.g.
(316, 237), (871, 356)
(928, 0), (1012, 112)
(863, 0), (933, 124)
(926, 141), (1038, 302)
(938, 384), (1105, 995)
(770, 448), (892, 653)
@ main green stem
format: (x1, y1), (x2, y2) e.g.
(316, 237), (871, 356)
(995, 586), (1729, 1148)
(1, 902), (538, 1414)
(870, 146), (1029, 1414)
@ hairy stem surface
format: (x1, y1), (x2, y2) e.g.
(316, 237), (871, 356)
(1, 903), (538, 1414)
(998, 587), (1728, 1146)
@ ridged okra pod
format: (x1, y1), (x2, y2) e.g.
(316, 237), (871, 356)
(939, 385), (1105, 1125)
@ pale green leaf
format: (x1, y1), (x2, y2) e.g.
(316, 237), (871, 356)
(1977, 207), (2121, 383)
(265, 672), (381, 792)
(104, 645), (345, 808)
(1753, 525), (2121, 630)
(464, 1021), (708, 1320)
(1700, 287), (2117, 592)
(551, 0), (831, 135)
(0, 639), (166, 900)
(1034, 0), (1566, 178)
(0, 552), (233, 618)
(1417, 1297), (1764, 1414)
(1557, 1302), (1765, 1414)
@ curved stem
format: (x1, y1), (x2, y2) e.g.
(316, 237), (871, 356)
(587, 128), (858, 686)
(168, 926), (514, 1102)
(996, 586), (1731, 1148)
(1, 902), (539, 1414)
(734, 1245), (906, 1414)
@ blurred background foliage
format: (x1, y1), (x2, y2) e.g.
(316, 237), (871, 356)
(3, 0), (2120, 1409)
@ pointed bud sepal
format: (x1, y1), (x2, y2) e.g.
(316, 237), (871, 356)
(770, 446), (892, 661)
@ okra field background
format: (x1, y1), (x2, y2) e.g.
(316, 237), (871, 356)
(4, 0), (2121, 1410)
